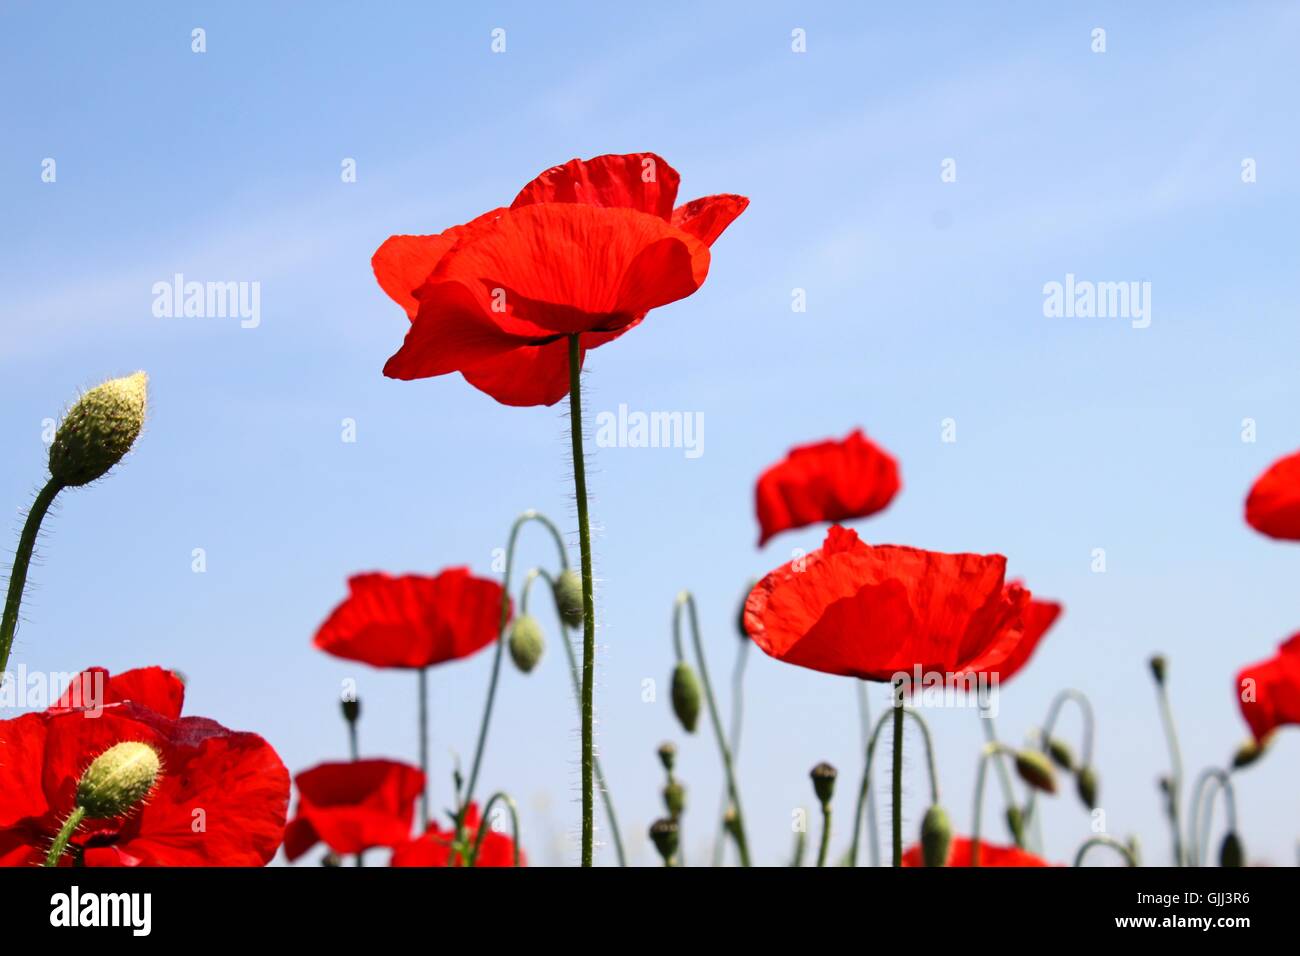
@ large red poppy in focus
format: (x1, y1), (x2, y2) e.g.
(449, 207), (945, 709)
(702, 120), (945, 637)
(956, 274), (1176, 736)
(372, 152), (748, 406)
(1236, 633), (1300, 742)
(755, 428), (901, 546)
(391, 802), (524, 867)
(902, 836), (1051, 867)
(283, 759), (425, 861)
(1245, 451), (1300, 540)
(0, 667), (289, 867)
(743, 526), (1031, 682)
(314, 568), (506, 669)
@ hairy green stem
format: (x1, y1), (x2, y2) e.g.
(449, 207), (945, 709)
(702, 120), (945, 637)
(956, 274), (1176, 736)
(850, 704), (938, 865)
(0, 479), (63, 675)
(43, 806), (85, 867)
(568, 334), (597, 867)
(857, 681), (882, 866)
(891, 684), (904, 867)
(469, 792), (521, 867)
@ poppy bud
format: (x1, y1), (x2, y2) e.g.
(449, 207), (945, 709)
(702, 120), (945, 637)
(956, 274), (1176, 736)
(1005, 805), (1025, 844)
(1014, 750), (1057, 794)
(723, 806), (740, 838)
(1076, 765), (1099, 809)
(1046, 737), (1075, 771)
(671, 661), (701, 733)
(48, 372), (148, 487)
(1219, 831), (1244, 868)
(663, 781), (686, 819)
(920, 805), (952, 867)
(507, 614), (545, 673)
(76, 741), (161, 819)
(809, 762), (837, 806)
(656, 741), (676, 773)
(649, 818), (679, 864)
(1232, 736), (1269, 770)
(1148, 654), (1168, 686)
(553, 569), (584, 629)
(340, 697), (360, 724)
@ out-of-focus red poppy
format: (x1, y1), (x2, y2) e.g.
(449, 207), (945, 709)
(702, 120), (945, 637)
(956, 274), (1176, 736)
(980, 590), (1062, 685)
(391, 802), (524, 867)
(1245, 451), (1300, 540)
(372, 152), (748, 406)
(1237, 633), (1300, 741)
(902, 836), (1051, 867)
(283, 759), (424, 861)
(755, 428), (901, 546)
(743, 526), (1031, 682)
(314, 568), (506, 670)
(0, 667), (288, 867)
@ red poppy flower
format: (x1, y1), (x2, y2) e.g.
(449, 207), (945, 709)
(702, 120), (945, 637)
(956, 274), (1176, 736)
(1245, 451), (1300, 540)
(755, 429), (901, 546)
(314, 568), (506, 670)
(1236, 633), (1300, 741)
(902, 836), (1051, 867)
(372, 152), (748, 406)
(0, 667), (289, 867)
(743, 526), (1031, 682)
(283, 759), (424, 861)
(981, 590), (1062, 685)
(391, 802), (524, 867)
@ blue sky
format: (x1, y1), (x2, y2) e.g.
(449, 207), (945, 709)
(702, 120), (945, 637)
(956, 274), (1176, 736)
(2, 1), (1298, 866)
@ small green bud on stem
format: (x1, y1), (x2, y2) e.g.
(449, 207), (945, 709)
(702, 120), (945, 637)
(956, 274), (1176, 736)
(507, 614), (545, 673)
(552, 569), (584, 629)
(649, 818), (679, 866)
(920, 805), (952, 867)
(1014, 750), (1058, 794)
(49, 372), (148, 487)
(809, 761), (837, 806)
(671, 661), (701, 733)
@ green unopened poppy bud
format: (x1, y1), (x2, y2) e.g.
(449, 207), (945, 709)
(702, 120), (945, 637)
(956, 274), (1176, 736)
(1232, 735), (1270, 770)
(76, 741), (161, 818)
(340, 696), (360, 724)
(1005, 805), (1025, 844)
(723, 806), (740, 838)
(1046, 737), (1075, 771)
(1219, 831), (1244, 868)
(920, 805), (952, 867)
(663, 781), (686, 819)
(671, 661), (701, 733)
(48, 372), (148, 487)
(649, 818), (679, 864)
(1014, 750), (1057, 794)
(553, 569), (584, 629)
(1076, 765), (1099, 809)
(507, 614), (545, 673)
(1149, 654), (1168, 686)
(809, 762), (837, 805)
(656, 741), (676, 773)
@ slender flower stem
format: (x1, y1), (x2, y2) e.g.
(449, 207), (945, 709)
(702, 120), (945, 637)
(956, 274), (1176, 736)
(857, 681), (882, 867)
(417, 667), (429, 830)
(346, 721), (358, 762)
(470, 792), (522, 867)
(43, 806), (86, 867)
(971, 742), (1018, 867)
(1153, 678), (1186, 865)
(891, 682), (904, 867)
(0, 478), (63, 675)
(1023, 688), (1095, 839)
(567, 334), (597, 868)
(674, 591), (751, 866)
(1189, 768), (1237, 867)
(816, 802), (833, 867)
(789, 823), (807, 867)
(979, 710), (1021, 845)
(712, 640), (750, 866)
(1074, 835), (1138, 867)
(850, 704), (938, 865)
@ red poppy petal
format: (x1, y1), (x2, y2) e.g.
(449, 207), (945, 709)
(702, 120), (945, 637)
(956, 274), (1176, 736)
(372, 209), (508, 319)
(511, 152), (681, 221)
(1245, 451), (1300, 540)
(902, 836), (1052, 867)
(459, 339), (577, 408)
(985, 598), (1062, 684)
(289, 760), (424, 857)
(53, 666), (185, 720)
(1237, 633), (1300, 741)
(671, 194), (750, 246)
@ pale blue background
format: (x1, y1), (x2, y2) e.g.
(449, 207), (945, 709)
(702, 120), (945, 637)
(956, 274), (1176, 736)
(2, 1), (1297, 866)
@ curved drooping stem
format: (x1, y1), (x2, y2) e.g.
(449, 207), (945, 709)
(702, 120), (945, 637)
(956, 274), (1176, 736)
(1152, 675), (1186, 865)
(1188, 768), (1238, 867)
(712, 639), (750, 866)
(673, 590), (751, 866)
(971, 742), (1020, 867)
(1074, 835), (1138, 867)
(469, 791), (522, 867)
(979, 708), (1021, 846)
(0, 478), (63, 675)
(849, 704), (940, 866)
(857, 681), (882, 866)
(1023, 688), (1096, 837)
(528, 567), (627, 867)
(567, 334), (598, 868)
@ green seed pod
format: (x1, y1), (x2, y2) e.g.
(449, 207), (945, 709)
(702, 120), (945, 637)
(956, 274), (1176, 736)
(1005, 805), (1025, 845)
(1219, 831), (1244, 868)
(1046, 737), (1075, 772)
(552, 569), (584, 629)
(656, 741), (676, 773)
(340, 696), (360, 724)
(1076, 765), (1099, 809)
(809, 762), (837, 806)
(671, 661), (701, 733)
(76, 741), (161, 818)
(508, 614), (545, 673)
(1014, 750), (1058, 794)
(649, 818), (679, 864)
(663, 780), (686, 819)
(48, 372), (148, 487)
(920, 805), (952, 867)
(1148, 655), (1168, 686)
